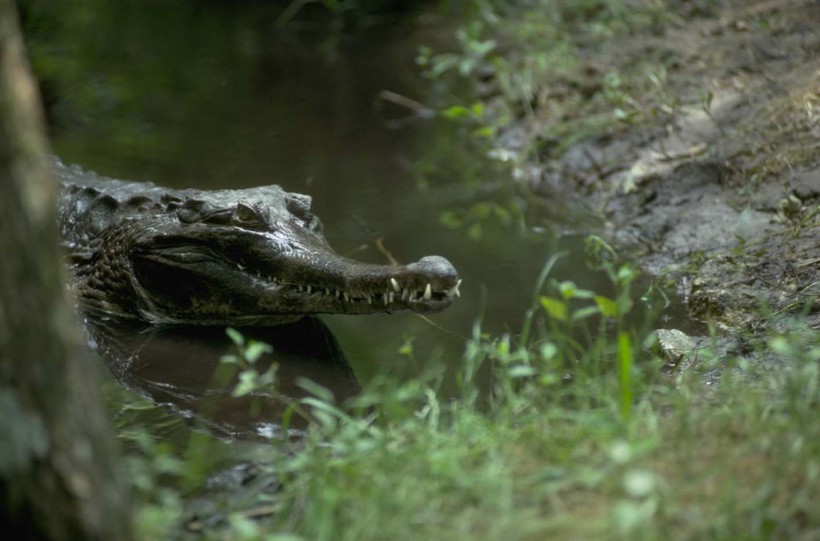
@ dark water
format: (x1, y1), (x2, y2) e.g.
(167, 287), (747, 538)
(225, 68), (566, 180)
(32, 2), (688, 442)
(87, 316), (359, 441)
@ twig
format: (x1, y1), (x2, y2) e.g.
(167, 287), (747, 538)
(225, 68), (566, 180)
(375, 237), (399, 266)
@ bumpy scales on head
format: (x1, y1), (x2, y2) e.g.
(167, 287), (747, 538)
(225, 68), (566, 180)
(57, 159), (461, 325)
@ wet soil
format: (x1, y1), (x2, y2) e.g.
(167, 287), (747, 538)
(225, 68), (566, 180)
(505, 0), (820, 334)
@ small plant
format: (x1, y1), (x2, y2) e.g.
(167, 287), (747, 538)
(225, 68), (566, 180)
(603, 71), (640, 124)
(118, 426), (186, 540)
(775, 191), (819, 235)
(416, 22), (496, 80)
(220, 327), (276, 398)
(439, 101), (497, 138)
(647, 65), (680, 120)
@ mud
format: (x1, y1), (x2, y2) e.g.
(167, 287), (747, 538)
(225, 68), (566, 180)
(508, 0), (820, 334)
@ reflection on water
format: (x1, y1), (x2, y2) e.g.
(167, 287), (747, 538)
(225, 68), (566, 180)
(87, 315), (359, 440)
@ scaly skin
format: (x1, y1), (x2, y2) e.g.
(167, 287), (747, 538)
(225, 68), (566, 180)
(56, 159), (460, 325)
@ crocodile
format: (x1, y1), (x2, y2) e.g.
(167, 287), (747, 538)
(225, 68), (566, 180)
(56, 159), (461, 325)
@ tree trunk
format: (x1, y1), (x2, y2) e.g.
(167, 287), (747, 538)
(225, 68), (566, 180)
(0, 1), (133, 539)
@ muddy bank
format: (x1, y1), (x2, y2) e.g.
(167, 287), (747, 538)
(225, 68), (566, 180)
(493, 0), (819, 334)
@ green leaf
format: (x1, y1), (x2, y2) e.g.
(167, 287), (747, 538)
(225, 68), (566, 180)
(228, 513), (260, 539)
(442, 105), (470, 119)
(540, 296), (567, 321)
(220, 354), (240, 365)
(232, 371), (258, 397)
(539, 342), (558, 360)
(257, 370), (276, 389)
(225, 327), (244, 347)
(398, 337), (414, 357)
(617, 265), (636, 283)
(244, 341), (273, 364)
(508, 365), (537, 378)
(472, 125), (496, 138)
(559, 280), (596, 300)
(595, 295), (619, 318)
(571, 306), (600, 321)
(496, 336), (511, 358)
(296, 377), (335, 404)
(769, 336), (792, 355)
(559, 281), (578, 300)
(471, 202), (493, 219)
(493, 205), (512, 225)
(616, 294), (634, 316)
(618, 332), (634, 422)
(614, 107), (629, 120)
(458, 58), (477, 77)
(301, 397), (353, 426)
(428, 54), (458, 78)
(440, 210), (463, 229)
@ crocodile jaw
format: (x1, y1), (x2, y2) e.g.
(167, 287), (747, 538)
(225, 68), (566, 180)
(128, 239), (461, 325)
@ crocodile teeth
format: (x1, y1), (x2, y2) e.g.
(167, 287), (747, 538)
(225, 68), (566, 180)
(448, 279), (462, 298)
(326, 288), (331, 296)
(402, 288), (409, 301)
(306, 285), (312, 294)
(389, 291), (395, 303)
(383, 293), (389, 306)
(423, 283), (432, 300)
(390, 278), (400, 292)
(367, 295), (372, 304)
(343, 292), (349, 302)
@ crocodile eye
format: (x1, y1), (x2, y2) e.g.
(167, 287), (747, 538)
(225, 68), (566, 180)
(234, 202), (262, 226)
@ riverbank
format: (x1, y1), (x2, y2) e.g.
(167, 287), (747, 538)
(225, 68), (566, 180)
(463, 0), (819, 335)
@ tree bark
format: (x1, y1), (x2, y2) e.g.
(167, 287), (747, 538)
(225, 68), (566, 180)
(0, 1), (133, 539)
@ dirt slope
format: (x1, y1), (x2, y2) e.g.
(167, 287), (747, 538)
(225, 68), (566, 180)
(520, 0), (819, 331)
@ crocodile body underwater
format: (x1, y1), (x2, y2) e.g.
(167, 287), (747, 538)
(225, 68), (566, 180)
(57, 159), (460, 325)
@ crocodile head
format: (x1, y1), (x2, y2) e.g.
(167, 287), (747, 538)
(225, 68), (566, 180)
(75, 185), (460, 325)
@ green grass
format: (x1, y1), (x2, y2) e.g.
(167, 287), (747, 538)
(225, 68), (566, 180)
(225, 322), (818, 541)
(119, 252), (820, 541)
(199, 330), (819, 541)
